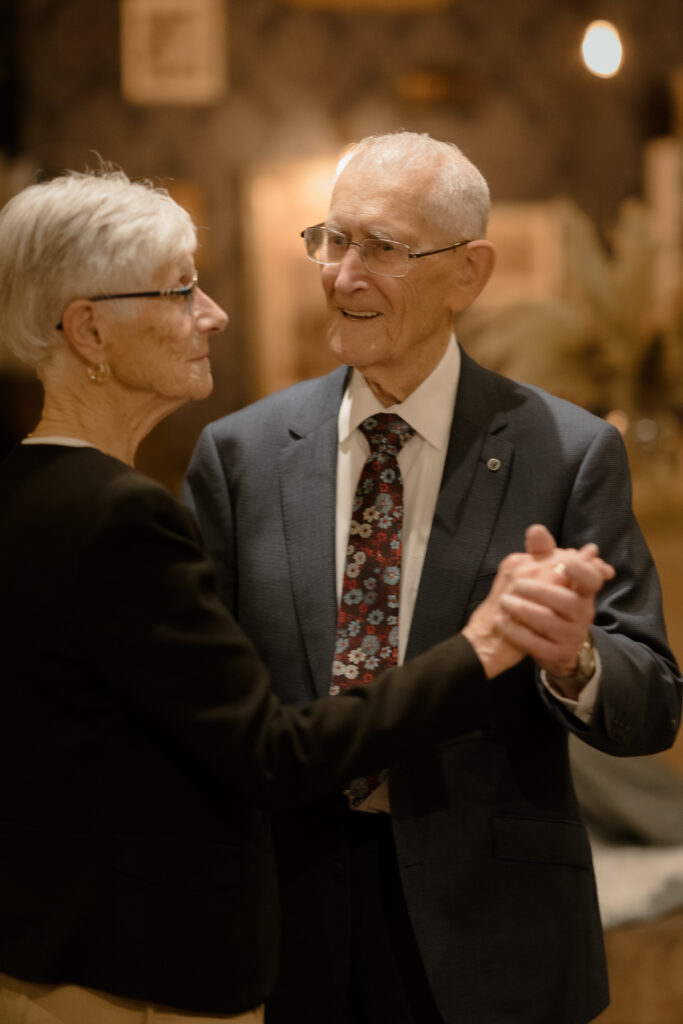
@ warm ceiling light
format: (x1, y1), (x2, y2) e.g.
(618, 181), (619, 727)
(581, 20), (623, 78)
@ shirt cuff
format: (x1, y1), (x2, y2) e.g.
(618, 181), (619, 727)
(540, 644), (602, 725)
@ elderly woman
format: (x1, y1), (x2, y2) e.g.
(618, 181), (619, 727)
(0, 169), (611, 1024)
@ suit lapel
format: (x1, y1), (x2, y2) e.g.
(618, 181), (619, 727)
(279, 368), (349, 698)
(406, 351), (513, 658)
(277, 355), (516, 683)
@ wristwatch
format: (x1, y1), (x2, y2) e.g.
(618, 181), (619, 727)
(571, 638), (596, 685)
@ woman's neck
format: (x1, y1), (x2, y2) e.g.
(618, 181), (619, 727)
(32, 412), (134, 466)
(35, 385), (177, 467)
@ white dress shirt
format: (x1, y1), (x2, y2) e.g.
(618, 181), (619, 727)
(336, 338), (460, 665)
(335, 337), (598, 811)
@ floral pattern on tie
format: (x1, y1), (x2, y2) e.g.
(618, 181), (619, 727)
(331, 413), (415, 806)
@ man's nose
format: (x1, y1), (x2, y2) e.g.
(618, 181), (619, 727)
(333, 243), (369, 289)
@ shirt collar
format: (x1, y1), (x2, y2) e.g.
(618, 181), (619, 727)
(339, 335), (461, 451)
(21, 436), (96, 448)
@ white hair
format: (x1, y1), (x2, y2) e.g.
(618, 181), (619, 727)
(0, 167), (196, 366)
(339, 131), (490, 240)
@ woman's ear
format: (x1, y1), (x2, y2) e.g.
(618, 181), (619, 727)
(60, 300), (107, 365)
(449, 240), (496, 313)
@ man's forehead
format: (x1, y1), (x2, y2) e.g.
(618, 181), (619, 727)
(326, 170), (431, 241)
(331, 160), (427, 201)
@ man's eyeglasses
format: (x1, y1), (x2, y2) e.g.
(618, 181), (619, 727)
(300, 224), (472, 279)
(56, 273), (198, 330)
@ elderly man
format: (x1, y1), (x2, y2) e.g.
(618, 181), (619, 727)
(184, 132), (681, 1024)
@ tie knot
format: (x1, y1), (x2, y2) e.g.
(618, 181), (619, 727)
(360, 414), (415, 457)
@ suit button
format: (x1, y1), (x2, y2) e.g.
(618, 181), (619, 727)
(486, 457), (501, 472)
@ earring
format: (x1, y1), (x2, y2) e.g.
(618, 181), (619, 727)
(86, 362), (110, 385)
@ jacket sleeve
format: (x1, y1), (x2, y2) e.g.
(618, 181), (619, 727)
(546, 420), (682, 755)
(75, 475), (495, 809)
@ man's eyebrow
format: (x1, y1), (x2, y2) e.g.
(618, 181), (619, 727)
(327, 221), (405, 241)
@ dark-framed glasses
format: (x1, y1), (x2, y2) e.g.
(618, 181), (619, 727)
(56, 273), (198, 330)
(300, 224), (473, 279)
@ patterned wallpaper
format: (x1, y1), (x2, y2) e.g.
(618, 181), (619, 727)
(5, 0), (683, 484)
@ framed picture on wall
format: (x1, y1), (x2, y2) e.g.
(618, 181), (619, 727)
(120, 0), (227, 105)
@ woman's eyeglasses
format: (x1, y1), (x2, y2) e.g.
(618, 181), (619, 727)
(56, 274), (198, 330)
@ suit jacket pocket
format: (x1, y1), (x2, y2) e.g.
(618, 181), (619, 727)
(493, 814), (592, 869)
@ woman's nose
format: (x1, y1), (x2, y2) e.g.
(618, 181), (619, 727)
(194, 288), (229, 333)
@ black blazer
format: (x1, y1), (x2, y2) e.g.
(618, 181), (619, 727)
(0, 443), (495, 1015)
(184, 349), (682, 1024)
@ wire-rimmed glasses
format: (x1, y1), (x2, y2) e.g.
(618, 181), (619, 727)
(300, 224), (472, 278)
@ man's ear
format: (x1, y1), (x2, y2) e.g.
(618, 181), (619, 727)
(60, 300), (107, 365)
(449, 240), (496, 312)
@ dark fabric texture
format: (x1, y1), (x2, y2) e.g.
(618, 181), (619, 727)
(0, 443), (493, 1015)
(183, 347), (682, 1024)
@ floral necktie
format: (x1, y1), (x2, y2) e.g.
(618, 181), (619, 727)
(331, 413), (415, 807)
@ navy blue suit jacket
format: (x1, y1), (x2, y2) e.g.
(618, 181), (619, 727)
(184, 349), (682, 1023)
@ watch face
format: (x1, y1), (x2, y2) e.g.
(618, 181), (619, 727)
(577, 640), (595, 680)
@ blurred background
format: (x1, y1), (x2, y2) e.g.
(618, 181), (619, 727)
(1, 1), (682, 1018)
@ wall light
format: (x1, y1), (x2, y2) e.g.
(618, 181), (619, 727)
(581, 20), (623, 78)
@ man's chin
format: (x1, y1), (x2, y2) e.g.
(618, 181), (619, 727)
(328, 330), (381, 370)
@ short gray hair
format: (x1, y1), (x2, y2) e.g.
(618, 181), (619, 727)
(339, 131), (490, 241)
(0, 167), (196, 366)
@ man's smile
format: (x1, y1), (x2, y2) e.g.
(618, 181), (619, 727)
(341, 309), (381, 320)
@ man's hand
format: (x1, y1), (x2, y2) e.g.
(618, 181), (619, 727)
(462, 525), (614, 681)
(498, 524), (614, 691)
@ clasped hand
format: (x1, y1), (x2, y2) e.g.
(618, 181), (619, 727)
(462, 524), (615, 682)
